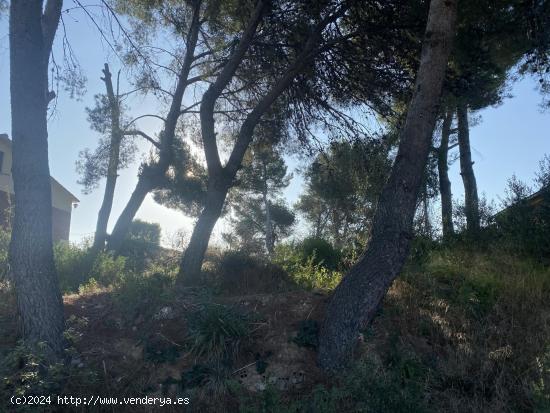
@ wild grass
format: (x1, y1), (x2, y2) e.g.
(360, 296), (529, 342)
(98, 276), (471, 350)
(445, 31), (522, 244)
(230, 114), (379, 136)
(237, 246), (550, 412)
(1, 235), (548, 412)
(374, 247), (550, 412)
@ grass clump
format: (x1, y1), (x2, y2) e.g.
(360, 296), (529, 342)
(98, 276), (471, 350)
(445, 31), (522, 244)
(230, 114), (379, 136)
(186, 303), (251, 364)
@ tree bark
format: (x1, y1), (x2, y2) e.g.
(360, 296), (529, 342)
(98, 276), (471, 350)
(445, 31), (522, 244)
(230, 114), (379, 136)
(9, 0), (65, 358)
(318, 0), (457, 372)
(262, 161), (274, 255)
(93, 64), (122, 251)
(106, 2), (201, 252)
(105, 176), (155, 252)
(178, 182), (227, 284)
(438, 109), (454, 238)
(457, 102), (480, 234)
(422, 187), (432, 236)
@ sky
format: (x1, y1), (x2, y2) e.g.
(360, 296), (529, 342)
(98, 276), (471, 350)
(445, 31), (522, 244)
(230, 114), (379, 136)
(0, 5), (549, 247)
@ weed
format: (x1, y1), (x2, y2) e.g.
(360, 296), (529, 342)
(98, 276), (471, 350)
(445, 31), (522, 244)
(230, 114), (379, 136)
(186, 304), (251, 364)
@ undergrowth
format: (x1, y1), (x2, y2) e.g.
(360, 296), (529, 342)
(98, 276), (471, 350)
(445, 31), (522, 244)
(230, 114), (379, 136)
(1, 240), (548, 412)
(235, 246), (550, 412)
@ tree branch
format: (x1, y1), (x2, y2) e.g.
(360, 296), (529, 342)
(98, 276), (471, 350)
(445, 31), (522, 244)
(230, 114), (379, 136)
(124, 130), (161, 149)
(224, 6), (346, 178)
(200, 0), (268, 177)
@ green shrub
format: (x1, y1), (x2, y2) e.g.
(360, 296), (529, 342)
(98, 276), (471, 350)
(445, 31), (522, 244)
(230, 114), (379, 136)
(298, 237), (341, 270)
(495, 189), (550, 262)
(275, 247), (342, 291)
(118, 219), (161, 272)
(54, 242), (91, 292)
(396, 247), (550, 412)
(89, 252), (127, 286)
(112, 271), (175, 320)
(54, 243), (127, 293)
(211, 250), (292, 294)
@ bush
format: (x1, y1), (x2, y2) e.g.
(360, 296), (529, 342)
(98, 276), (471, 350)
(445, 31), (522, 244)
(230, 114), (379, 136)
(112, 271), (175, 320)
(298, 237), (341, 270)
(209, 250), (293, 294)
(394, 247), (550, 412)
(288, 255), (342, 291)
(274, 244), (342, 291)
(54, 243), (127, 293)
(495, 189), (550, 262)
(118, 219), (161, 272)
(54, 242), (92, 292)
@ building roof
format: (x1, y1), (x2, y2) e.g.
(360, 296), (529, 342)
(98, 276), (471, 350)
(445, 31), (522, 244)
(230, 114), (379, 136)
(494, 186), (549, 218)
(0, 133), (79, 203)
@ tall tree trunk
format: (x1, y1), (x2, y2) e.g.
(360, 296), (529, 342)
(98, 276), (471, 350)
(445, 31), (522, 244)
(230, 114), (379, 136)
(178, 182), (227, 284)
(262, 161), (274, 255)
(318, 0), (457, 372)
(9, 0), (65, 358)
(438, 109), (454, 238)
(422, 187), (432, 236)
(106, 176), (155, 252)
(314, 211), (322, 238)
(457, 103), (480, 234)
(106, 1), (201, 253)
(93, 64), (122, 251)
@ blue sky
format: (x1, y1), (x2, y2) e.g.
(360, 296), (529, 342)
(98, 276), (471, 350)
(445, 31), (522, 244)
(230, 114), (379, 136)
(0, 6), (548, 246)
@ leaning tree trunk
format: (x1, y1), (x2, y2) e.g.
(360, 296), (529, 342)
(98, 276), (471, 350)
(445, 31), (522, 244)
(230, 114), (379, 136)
(438, 110), (454, 238)
(9, 0), (65, 358)
(457, 103), (480, 235)
(93, 63), (123, 251)
(177, 2), (342, 286)
(106, 2), (201, 253)
(318, 0), (457, 372)
(178, 182), (227, 284)
(106, 175), (155, 252)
